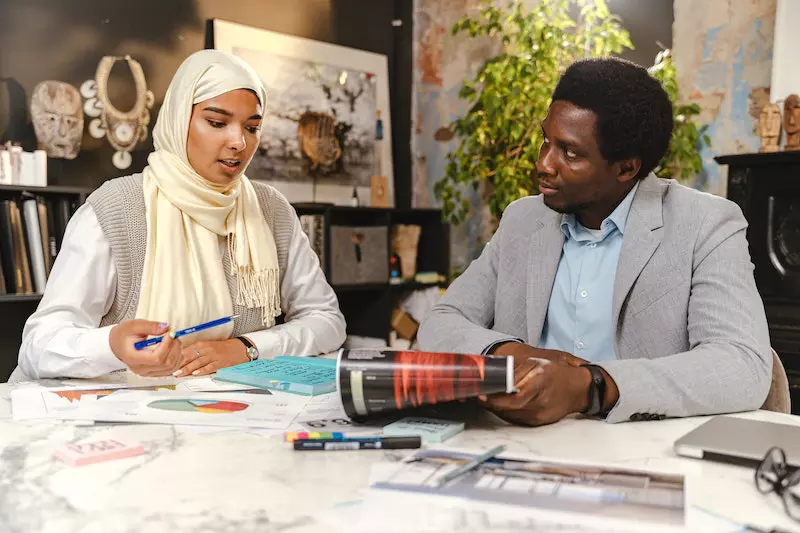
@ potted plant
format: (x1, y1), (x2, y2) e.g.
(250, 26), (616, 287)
(435, 0), (708, 227)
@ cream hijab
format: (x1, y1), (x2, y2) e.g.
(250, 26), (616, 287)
(136, 49), (280, 341)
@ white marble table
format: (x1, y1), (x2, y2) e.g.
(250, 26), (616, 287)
(1, 381), (799, 533)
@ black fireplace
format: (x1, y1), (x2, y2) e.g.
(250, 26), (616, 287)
(716, 151), (800, 413)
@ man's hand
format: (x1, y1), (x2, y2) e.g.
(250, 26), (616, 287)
(109, 320), (183, 377)
(489, 341), (588, 367)
(482, 358), (592, 426)
(484, 341), (619, 427)
(174, 339), (249, 377)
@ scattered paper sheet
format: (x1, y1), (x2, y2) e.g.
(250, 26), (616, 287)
(12, 377), (389, 436)
(65, 390), (309, 429)
(354, 448), (689, 533)
(289, 392), (385, 435)
(54, 369), (188, 388)
(314, 462), (739, 533)
(179, 377), (261, 392)
(11, 384), (178, 421)
(14, 388), (309, 430)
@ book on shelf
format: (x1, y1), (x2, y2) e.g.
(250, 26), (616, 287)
(9, 200), (33, 294)
(299, 214), (325, 268)
(55, 198), (71, 252)
(44, 198), (58, 266)
(0, 194), (81, 298)
(0, 253), (5, 295)
(37, 198), (52, 277)
(0, 200), (15, 294)
(22, 198), (47, 293)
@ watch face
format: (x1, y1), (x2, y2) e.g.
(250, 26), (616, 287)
(247, 346), (259, 360)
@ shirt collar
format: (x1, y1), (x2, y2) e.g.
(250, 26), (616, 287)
(560, 181), (640, 241)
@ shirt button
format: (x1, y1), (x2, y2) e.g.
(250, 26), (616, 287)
(580, 289), (588, 298)
(576, 341), (585, 350)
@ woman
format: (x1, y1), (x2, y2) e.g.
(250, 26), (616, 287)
(14, 50), (346, 380)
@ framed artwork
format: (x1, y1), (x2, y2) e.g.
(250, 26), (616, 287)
(210, 19), (394, 207)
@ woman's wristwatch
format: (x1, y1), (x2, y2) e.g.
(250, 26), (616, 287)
(236, 336), (259, 361)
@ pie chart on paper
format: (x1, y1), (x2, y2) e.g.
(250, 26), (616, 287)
(147, 399), (249, 414)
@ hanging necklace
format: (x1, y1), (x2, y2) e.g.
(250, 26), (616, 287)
(87, 55), (154, 169)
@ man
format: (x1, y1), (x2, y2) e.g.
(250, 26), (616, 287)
(417, 57), (771, 425)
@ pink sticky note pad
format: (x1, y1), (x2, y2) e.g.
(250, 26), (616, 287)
(54, 439), (145, 467)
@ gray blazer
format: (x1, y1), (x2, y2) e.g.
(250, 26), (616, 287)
(417, 174), (772, 423)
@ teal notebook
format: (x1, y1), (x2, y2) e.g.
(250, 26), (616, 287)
(214, 356), (337, 396)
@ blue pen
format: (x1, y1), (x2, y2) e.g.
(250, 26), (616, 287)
(293, 436), (422, 451)
(134, 314), (240, 350)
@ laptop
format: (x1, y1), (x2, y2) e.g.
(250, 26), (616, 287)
(673, 415), (800, 468)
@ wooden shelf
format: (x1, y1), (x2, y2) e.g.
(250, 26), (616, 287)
(0, 184), (93, 195)
(0, 284), (445, 301)
(715, 151), (800, 167)
(332, 281), (444, 292)
(388, 281), (444, 291)
(0, 293), (42, 303)
(332, 283), (390, 292)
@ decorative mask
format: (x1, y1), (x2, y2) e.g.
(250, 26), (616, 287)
(30, 81), (84, 159)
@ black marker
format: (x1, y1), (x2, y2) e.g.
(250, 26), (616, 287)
(293, 436), (422, 451)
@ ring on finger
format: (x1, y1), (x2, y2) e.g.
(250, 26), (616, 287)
(194, 349), (201, 358)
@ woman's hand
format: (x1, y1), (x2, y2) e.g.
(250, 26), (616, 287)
(109, 320), (183, 377)
(174, 339), (249, 376)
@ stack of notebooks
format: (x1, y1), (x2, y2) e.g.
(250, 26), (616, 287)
(0, 196), (78, 296)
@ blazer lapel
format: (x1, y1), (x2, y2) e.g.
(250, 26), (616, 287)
(611, 175), (666, 338)
(526, 210), (564, 344)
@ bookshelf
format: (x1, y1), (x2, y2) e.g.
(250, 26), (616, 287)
(0, 184), (90, 380)
(295, 204), (450, 344)
(0, 294), (43, 303)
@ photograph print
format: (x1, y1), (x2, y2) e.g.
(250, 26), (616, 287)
(210, 19), (394, 207)
(235, 46), (378, 190)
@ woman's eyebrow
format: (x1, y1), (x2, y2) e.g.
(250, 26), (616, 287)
(203, 106), (232, 117)
(203, 106), (261, 121)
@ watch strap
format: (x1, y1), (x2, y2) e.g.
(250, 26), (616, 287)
(236, 336), (255, 349)
(581, 364), (606, 416)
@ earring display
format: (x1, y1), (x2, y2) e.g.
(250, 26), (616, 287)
(81, 55), (154, 170)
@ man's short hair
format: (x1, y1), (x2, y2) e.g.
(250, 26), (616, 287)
(551, 57), (673, 179)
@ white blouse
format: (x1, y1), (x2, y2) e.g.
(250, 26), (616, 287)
(17, 203), (347, 379)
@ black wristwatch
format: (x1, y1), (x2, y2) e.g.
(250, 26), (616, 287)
(236, 336), (259, 361)
(581, 364), (606, 416)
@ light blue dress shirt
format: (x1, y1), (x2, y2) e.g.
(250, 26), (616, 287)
(537, 182), (639, 362)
